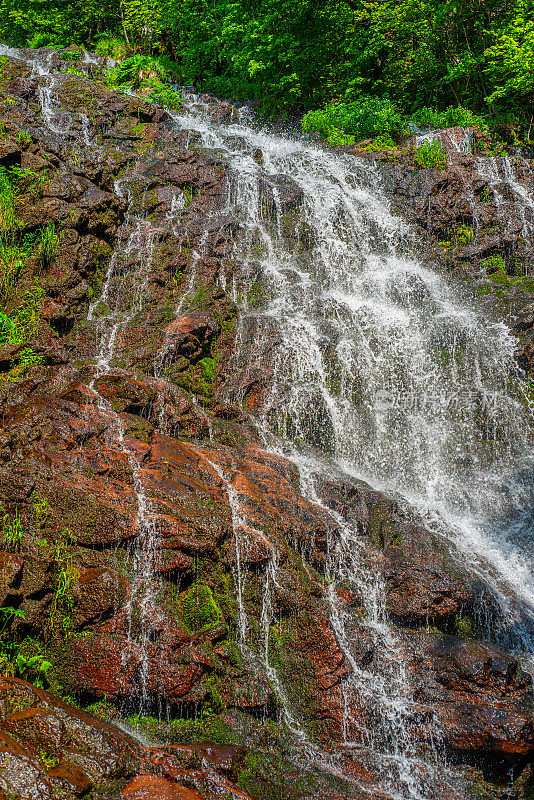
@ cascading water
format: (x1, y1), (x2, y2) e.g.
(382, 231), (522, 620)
(476, 155), (534, 243)
(5, 41), (534, 794)
(82, 167), (167, 706)
(165, 101), (534, 796)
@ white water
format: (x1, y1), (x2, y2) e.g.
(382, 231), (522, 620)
(164, 103), (534, 795)
(87, 178), (164, 706)
(476, 155), (534, 243)
(169, 106), (534, 616)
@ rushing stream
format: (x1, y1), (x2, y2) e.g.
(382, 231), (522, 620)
(3, 42), (534, 798)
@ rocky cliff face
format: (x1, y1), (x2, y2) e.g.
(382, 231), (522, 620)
(0, 47), (533, 800)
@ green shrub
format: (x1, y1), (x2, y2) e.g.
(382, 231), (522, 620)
(325, 127), (355, 146)
(414, 141), (448, 168)
(105, 54), (180, 89)
(61, 50), (82, 62)
(147, 84), (183, 111)
(360, 134), (398, 151)
(410, 106), (488, 132)
(94, 35), (129, 60)
(302, 97), (407, 143)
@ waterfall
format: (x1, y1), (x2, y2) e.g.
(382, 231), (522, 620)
(476, 155), (534, 242)
(164, 102), (534, 794)
(4, 43), (534, 795)
(169, 106), (534, 620)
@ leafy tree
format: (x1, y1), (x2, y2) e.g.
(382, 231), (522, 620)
(484, 1), (534, 138)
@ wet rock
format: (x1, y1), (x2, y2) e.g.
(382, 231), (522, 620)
(122, 775), (204, 800)
(412, 634), (534, 757)
(259, 173), (304, 221)
(413, 127), (486, 157)
(0, 138), (21, 166)
(7, 76), (37, 99)
(316, 473), (473, 626)
(161, 314), (221, 366)
(0, 677), (140, 800)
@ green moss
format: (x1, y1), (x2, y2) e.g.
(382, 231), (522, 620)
(456, 224), (474, 246)
(368, 499), (401, 548)
(191, 287), (208, 306)
(455, 615), (473, 637)
(125, 709), (238, 745)
(84, 699), (116, 721)
(182, 583), (222, 632)
(247, 279), (264, 308)
(238, 750), (321, 800)
(484, 267), (534, 294)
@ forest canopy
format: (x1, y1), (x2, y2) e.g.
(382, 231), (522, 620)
(0, 0), (533, 141)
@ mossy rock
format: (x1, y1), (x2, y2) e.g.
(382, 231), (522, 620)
(182, 583), (223, 632)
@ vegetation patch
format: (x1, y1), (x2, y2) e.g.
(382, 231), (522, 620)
(181, 583), (223, 632)
(414, 141), (448, 169)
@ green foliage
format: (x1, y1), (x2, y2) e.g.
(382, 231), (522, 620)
(0, 0), (122, 50)
(414, 141), (448, 168)
(0, 608), (53, 686)
(61, 49), (82, 61)
(39, 749), (59, 769)
(0, 166), (20, 236)
(147, 83), (182, 110)
(410, 106), (488, 132)
(325, 127), (355, 147)
(456, 224), (475, 246)
(302, 97), (406, 143)
(37, 223), (59, 266)
(0, 164), (45, 381)
(482, 255), (506, 272)
(359, 134), (398, 152)
(455, 615), (473, 637)
(94, 34), (129, 60)
(16, 130), (31, 148)
(0, 311), (16, 343)
(105, 54), (179, 88)
(32, 529), (79, 636)
(0, 507), (23, 552)
(2, 0), (534, 138)
(125, 707), (237, 745)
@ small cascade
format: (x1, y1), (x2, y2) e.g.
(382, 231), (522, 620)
(476, 155), (534, 242)
(200, 453), (357, 786)
(414, 126), (474, 155)
(154, 229), (209, 384)
(298, 462), (444, 799)
(86, 176), (163, 708)
(201, 456), (261, 647)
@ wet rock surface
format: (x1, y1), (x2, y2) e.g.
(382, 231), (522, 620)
(376, 128), (534, 377)
(0, 46), (532, 800)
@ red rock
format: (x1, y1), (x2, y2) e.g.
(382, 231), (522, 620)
(121, 775), (204, 800)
